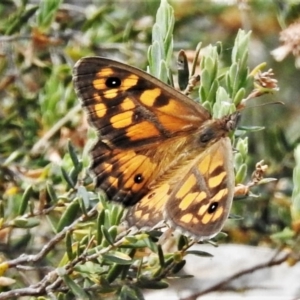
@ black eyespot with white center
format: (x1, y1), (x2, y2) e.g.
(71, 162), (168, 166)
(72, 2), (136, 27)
(105, 77), (121, 88)
(208, 202), (218, 214)
(134, 174), (144, 184)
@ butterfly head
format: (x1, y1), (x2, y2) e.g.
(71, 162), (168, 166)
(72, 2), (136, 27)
(196, 111), (240, 149)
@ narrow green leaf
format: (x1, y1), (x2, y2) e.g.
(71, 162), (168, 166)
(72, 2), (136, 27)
(144, 237), (158, 253)
(121, 249), (136, 280)
(106, 263), (125, 283)
(46, 183), (58, 203)
(238, 125), (265, 132)
(137, 277), (169, 289)
(119, 285), (143, 300)
(233, 87), (245, 106)
(108, 225), (118, 243)
(61, 274), (89, 299)
(68, 140), (79, 167)
(56, 199), (80, 232)
(77, 186), (90, 211)
(103, 252), (133, 265)
(109, 203), (123, 226)
(271, 227), (295, 242)
(61, 167), (75, 189)
(66, 232), (74, 261)
(177, 234), (189, 251)
(257, 177), (277, 185)
(157, 244), (165, 268)
(6, 6), (38, 35)
(148, 41), (162, 78)
(185, 250), (213, 257)
(37, 0), (62, 30)
(235, 137), (248, 158)
(228, 213), (244, 220)
(12, 217), (40, 228)
(235, 163), (247, 184)
(172, 260), (186, 274)
(159, 60), (169, 84)
(96, 210), (105, 244)
(18, 185), (33, 215)
(101, 225), (114, 245)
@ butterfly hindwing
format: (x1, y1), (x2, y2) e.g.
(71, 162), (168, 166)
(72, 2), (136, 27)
(91, 139), (157, 206)
(126, 138), (234, 239)
(165, 137), (234, 238)
(91, 134), (198, 206)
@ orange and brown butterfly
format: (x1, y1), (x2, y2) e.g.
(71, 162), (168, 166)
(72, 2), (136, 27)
(72, 56), (240, 240)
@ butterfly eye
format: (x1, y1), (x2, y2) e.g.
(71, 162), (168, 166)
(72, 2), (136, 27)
(134, 173), (144, 184)
(199, 127), (215, 144)
(105, 77), (121, 88)
(208, 202), (218, 213)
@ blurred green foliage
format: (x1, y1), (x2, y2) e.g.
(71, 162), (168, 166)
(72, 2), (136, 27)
(0, 0), (299, 299)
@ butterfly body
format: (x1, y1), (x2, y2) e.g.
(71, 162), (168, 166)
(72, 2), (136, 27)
(73, 56), (238, 240)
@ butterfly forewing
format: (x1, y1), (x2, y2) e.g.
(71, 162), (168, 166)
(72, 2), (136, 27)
(73, 57), (211, 150)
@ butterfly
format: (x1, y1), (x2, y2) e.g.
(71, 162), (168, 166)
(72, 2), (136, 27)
(73, 56), (240, 240)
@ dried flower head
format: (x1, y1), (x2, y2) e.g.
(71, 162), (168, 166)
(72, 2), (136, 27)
(271, 21), (300, 68)
(254, 68), (279, 92)
(239, 67), (279, 108)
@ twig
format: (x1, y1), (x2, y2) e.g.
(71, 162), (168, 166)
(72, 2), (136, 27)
(180, 251), (290, 300)
(3, 207), (97, 269)
(0, 206), (129, 300)
(30, 104), (81, 155)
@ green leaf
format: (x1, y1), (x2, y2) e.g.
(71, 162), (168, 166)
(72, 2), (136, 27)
(185, 250), (213, 257)
(61, 273), (89, 299)
(74, 261), (103, 274)
(61, 167), (75, 189)
(228, 213), (244, 220)
(271, 227), (295, 242)
(68, 141), (79, 166)
(137, 277), (169, 289)
(148, 41), (162, 78)
(157, 244), (165, 268)
(172, 260), (186, 274)
(147, 0), (174, 82)
(235, 163), (247, 184)
(56, 199), (80, 232)
(119, 285), (144, 300)
(144, 237), (158, 253)
(106, 263), (126, 283)
(103, 252), (133, 265)
(77, 186), (90, 211)
(177, 234), (188, 251)
(6, 5), (38, 35)
(109, 203), (123, 226)
(12, 217), (40, 228)
(101, 225), (114, 245)
(66, 232), (74, 261)
(96, 210), (105, 245)
(238, 125), (265, 132)
(18, 185), (33, 215)
(46, 183), (58, 204)
(36, 0), (62, 31)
